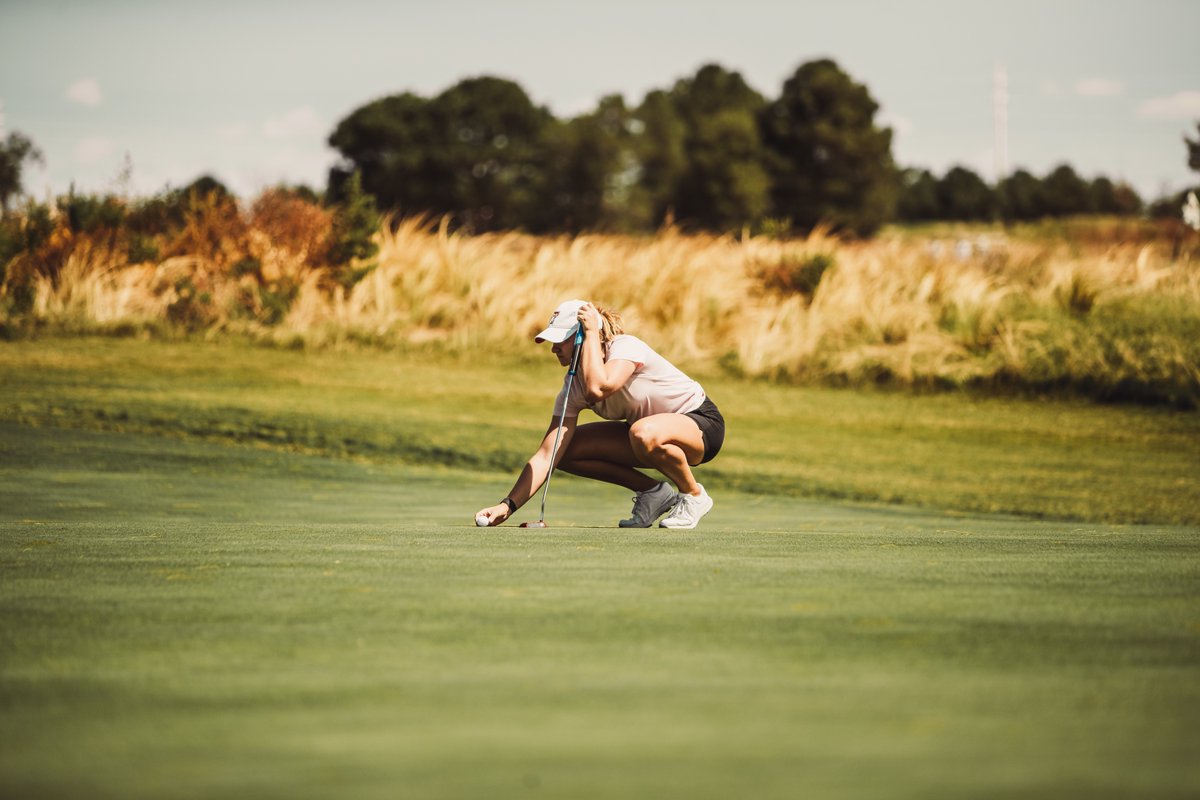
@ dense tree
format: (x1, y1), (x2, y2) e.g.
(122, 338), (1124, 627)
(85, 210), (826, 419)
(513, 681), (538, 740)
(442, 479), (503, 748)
(0, 132), (45, 215)
(426, 77), (555, 231)
(328, 77), (554, 232)
(666, 64), (770, 231)
(327, 92), (439, 210)
(679, 107), (771, 229)
(539, 95), (641, 233)
(630, 89), (687, 227)
(1040, 164), (1090, 217)
(323, 67), (1151, 235)
(997, 169), (1044, 220)
(1087, 176), (1142, 216)
(994, 168), (1141, 221)
(1087, 176), (1116, 213)
(1107, 182), (1143, 216)
(937, 166), (995, 221)
(896, 168), (940, 221)
(759, 59), (896, 236)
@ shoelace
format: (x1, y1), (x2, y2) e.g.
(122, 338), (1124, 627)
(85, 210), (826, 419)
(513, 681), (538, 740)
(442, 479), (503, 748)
(665, 493), (692, 519)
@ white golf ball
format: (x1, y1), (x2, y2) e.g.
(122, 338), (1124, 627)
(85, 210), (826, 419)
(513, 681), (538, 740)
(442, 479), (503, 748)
(475, 514), (490, 527)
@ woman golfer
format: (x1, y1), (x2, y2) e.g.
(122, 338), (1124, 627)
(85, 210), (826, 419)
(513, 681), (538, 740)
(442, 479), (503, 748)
(475, 299), (724, 529)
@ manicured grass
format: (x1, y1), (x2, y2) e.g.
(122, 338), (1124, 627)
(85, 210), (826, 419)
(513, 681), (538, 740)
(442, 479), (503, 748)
(2, 422), (1198, 799)
(1, 336), (1198, 523)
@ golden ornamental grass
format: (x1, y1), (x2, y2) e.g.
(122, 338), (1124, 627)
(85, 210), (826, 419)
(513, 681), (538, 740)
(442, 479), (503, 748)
(5, 213), (1199, 402)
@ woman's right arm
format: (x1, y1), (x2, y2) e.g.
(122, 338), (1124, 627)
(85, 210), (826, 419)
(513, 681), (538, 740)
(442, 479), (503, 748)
(575, 303), (636, 403)
(474, 416), (577, 526)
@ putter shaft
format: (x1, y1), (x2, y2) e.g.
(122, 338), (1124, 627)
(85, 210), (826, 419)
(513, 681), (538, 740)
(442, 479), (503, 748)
(537, 326), (584, 524)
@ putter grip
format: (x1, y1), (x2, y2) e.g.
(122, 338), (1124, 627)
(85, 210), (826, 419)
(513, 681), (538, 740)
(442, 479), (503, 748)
(568, 326), (584, 377)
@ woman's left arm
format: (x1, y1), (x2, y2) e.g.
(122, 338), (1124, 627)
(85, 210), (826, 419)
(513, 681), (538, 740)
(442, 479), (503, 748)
(576, 303), (636, 403)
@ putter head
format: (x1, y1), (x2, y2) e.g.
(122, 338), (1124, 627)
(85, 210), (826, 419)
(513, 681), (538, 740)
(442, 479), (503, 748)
(519, 520), (547, 528)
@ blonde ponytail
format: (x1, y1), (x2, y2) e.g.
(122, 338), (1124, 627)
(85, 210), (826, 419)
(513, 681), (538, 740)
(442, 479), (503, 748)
(595, 306), (624, 354)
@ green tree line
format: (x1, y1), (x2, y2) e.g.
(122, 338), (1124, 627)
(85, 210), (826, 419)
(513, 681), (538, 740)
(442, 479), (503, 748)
(2, 64), (1197, 245)
(325, 59), (1189, 235)
(897, 164), (1147, 223)
(327, 60), (896, 236)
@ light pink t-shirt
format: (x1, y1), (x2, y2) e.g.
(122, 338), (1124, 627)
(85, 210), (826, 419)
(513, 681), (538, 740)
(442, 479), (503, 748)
(555, 334), (706, 423)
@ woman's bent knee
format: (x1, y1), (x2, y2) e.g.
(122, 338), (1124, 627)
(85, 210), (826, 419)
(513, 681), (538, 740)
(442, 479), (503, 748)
(628, 419), (664, 452)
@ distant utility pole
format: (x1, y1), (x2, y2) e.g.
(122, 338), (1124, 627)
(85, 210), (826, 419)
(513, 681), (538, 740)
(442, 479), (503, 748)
(993, 62), (1009, 184)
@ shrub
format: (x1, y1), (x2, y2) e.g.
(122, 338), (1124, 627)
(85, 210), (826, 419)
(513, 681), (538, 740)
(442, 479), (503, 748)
(257, 280), (300, 325)
(127, 175), (236, 237)
(0, 202), (54, 275)
(159, 190), (248, 269)
(2, 210), (1196, 407)
(59, 192), (126, 235)
(249, 188), (333, 265)
(757, 251), (836, 298)
(127, 234), (159, 265)
(326, 171), (379, 287)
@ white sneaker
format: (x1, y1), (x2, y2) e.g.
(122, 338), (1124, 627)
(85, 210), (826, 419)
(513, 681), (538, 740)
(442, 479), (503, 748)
(619, 481), (678, 528)
(659, 485), (714, 529)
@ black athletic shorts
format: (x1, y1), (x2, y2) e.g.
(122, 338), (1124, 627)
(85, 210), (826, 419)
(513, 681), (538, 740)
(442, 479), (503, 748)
(685, 397), (725, 464)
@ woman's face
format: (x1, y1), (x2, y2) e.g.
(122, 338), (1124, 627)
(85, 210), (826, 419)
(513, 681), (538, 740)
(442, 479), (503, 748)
(550, 335), (576, 366)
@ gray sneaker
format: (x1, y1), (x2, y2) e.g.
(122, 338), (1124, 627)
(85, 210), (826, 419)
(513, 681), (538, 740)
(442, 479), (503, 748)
(619, 481), (678, 528)
(659, 485), (714, 529)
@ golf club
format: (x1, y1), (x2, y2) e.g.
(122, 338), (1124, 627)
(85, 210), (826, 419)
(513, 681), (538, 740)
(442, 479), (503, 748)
(520, 323), (584, 528)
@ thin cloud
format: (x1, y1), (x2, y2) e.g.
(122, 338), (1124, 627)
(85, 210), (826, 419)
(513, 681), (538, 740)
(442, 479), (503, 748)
(1075, 78), (1124, 97)
(75, 137), (113, 163)
(67, 78), (104, 107)
(1138, 90), (1200, 119)
(0, 98), (6, 135)
(217, 123), (249, 141)
(262, 107), (321, 139)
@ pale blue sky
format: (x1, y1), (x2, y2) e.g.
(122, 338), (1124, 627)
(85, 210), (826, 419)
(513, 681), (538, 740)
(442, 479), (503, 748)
(2, 0), (1197, 202)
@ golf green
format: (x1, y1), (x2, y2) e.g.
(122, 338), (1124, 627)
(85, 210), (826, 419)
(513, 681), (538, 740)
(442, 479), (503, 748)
(2, 421), (1198, 799)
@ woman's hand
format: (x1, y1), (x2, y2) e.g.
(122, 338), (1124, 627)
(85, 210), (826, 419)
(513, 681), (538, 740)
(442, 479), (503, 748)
(474, 502), (511, 527)
(577, 302), (602, 338)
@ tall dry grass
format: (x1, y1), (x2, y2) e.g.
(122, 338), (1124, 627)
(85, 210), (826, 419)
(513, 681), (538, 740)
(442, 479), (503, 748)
(4, 213), (1199, 404)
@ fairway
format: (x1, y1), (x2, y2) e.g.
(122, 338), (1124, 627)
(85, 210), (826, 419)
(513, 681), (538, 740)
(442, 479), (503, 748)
(2, 421), (1198, 799)
(5, 1), (1200, 795)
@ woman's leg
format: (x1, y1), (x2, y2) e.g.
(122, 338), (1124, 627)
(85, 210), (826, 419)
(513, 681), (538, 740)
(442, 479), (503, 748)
(627, 414), (706, 496)
(558, 421), (660, 492)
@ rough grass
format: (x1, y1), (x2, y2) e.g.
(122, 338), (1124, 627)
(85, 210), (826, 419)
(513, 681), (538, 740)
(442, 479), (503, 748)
(2, 422), (1198, 799)
(4, 214), (1198, 405)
